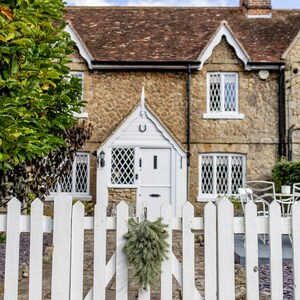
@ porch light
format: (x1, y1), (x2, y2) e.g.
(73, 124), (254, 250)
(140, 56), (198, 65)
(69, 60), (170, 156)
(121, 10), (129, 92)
(98, 150), (106, 168)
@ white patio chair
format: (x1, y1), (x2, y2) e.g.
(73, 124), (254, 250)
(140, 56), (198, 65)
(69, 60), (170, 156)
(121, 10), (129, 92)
(293, 183), (300, 201)
(243, 181), (276, 244)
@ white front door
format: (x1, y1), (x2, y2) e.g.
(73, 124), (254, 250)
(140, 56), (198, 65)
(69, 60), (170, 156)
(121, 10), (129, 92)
(137, 148), (171, 218)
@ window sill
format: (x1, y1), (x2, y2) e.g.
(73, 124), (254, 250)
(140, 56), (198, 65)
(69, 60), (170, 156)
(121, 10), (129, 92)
(197, 195), (225, 202)
(203, 112), (244, 120)
(73, 112), (88, 118)
(197, 194), (238, 202)
(45, 193), (92, 202)
(108, 185), (137, 189)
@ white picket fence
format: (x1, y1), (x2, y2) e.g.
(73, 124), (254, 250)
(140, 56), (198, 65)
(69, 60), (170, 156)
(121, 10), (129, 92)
(0, 195), (300, 299)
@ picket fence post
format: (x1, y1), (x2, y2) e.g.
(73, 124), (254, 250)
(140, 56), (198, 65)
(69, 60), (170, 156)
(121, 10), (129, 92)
(204, 202), (217, 300)
(29, 199), (44, 300)
(160, 203), (173, 300)
(93, 201), (107, 299)
(51, 194), (73, 299)
(292, 201), (300, 299)
(70, 201), (85, 300)
(137, 201), (150, 300)
(4, 198), (21, 300)
(217, 197), (235, 300)
(116, 201), (128, 299)
(244, 201), (259, 300)
(269, 201), (283, 300)
(182, 202), (195, 299)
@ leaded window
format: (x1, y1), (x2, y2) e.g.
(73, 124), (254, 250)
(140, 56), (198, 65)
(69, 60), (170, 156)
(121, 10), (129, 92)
(70, 71), (85, 114)
(207, 73), (238, 114)
(111, 148), (135, 185)
(54, 153), (90, 195)
(199, 153), (245, 196)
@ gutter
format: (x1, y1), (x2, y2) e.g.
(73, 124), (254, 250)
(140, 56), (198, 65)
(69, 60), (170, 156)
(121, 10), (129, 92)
(246, 62), (285, 71)
(90, 60), (201, 70)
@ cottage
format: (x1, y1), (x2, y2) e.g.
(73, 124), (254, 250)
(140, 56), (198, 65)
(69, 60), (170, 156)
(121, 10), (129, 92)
(50, 0), (300, 216)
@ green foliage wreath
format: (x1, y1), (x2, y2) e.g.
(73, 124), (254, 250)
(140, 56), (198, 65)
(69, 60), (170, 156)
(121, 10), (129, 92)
(123, 217), (169, 290)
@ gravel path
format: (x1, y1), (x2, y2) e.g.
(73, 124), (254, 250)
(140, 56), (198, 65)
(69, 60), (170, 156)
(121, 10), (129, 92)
(0, 234), (295, 299)
(0, 233), (52, 280)
(259, 263), (294, 300)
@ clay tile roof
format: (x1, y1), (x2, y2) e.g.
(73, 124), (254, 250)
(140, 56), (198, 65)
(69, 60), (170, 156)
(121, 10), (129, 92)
(65, 7), (300, 63)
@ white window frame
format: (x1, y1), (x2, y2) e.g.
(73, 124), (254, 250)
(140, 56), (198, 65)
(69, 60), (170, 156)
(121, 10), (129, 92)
(108, 147), (137, 188)
(197, 153), (246, 201)
(70, 71), (88, 118)
(49, 152), (91, 201)
(203, 72), (244, 119)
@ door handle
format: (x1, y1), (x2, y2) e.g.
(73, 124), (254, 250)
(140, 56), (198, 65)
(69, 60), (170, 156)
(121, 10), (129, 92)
(149, 194), (161, 198)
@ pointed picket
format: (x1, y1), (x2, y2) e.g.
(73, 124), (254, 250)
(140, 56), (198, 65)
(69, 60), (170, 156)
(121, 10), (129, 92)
(292, 201), (300, 299)
(269, 201), (283, 300)
(93, 201), (107, 299)
(4, 198), (21, 300)
(160, 203), (173, 300)
(217, 197), (235, 300)
(116, 201), (129, 300)
(244, 201), (259, 300)
(182, 202), (196, 299)
(29, 199), (44, 300)
(137, 201), (150, 300)
(204, 202), (217, 300)
(70, 201), (85, 300)
(51, 194), (73, 299)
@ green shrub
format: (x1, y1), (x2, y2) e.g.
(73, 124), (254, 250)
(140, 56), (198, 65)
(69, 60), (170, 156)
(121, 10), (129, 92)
(0, 233), (6, 244)
(271, 158), (300, 191)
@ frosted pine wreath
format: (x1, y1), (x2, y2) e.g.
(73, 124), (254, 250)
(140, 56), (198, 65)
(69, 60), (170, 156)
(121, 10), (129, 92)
(123, 208), (169, 290)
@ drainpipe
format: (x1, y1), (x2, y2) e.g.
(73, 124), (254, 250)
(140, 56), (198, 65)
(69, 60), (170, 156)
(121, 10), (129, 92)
(278, 66), (286, 158)
(187, 64), (191, 201)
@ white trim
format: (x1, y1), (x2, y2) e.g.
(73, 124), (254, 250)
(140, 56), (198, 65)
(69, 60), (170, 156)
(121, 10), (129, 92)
(99, 106), (186, 157)
(198, 153), (246, 201)
(45, 194), (92, 202)
(203, 112), (244, 119)
(51, 152), (91, 198)
(205, 72), (242, 118)
(198, 22), (250, 70)
(69, 71), (88, 118)
(73, 112), (88, 118)
(65, 24), (94, 69)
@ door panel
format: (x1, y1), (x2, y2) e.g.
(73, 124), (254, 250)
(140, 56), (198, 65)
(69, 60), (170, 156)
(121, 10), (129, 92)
(137, 148), (171, 217)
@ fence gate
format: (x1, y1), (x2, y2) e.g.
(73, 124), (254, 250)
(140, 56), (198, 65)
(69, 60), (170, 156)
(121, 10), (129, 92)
(1, 195), (300, 299)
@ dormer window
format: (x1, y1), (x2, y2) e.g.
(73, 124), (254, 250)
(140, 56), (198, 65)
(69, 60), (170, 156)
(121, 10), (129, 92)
(203, 72), (244, 119)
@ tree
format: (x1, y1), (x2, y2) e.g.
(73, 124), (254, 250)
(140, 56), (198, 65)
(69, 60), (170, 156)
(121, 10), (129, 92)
(0, 0), (83, 172)
(0, 0), (93, 206)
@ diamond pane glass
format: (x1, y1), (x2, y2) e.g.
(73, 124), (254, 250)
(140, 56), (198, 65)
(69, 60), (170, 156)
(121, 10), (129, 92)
(201, 156), (214, 193)
(231, 156), (244, 194)
(60, 173), (72, 192)
(224, 74), (237, 112)
(75, 154), (88, 193)
(209, 74), (221, 112)
(111, 148), (135, 185)
(216, 156), (228, 194)
(55, 153), (89, 194)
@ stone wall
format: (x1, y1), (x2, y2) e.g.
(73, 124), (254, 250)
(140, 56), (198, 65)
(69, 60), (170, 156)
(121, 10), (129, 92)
(284, 35), (300, 161)
(69, 38), (280, 207)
